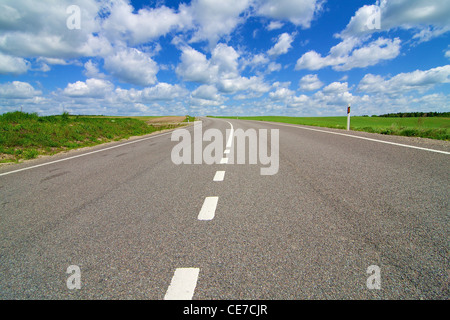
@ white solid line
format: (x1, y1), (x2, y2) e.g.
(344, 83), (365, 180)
(198, 196), (219, 220)
(0, 131), (176, 177)
(251, 120), (450, 155)
(220, 157), (229, 164)
(213, 171), (225, 181)
(164, 268), (200, 300)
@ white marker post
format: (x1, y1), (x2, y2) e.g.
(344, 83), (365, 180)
(347, 104), (351, 131)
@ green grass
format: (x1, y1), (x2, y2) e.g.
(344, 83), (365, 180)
(214, 116), (450, 140)
(183, 115), (196, 122)
(0, 112), (188, 163)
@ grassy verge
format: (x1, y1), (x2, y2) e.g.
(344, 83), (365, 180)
(214, 116), (450, 141)
(0, 112), (189, 163)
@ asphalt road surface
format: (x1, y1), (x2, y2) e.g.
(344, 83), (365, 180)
(0, 117), (449, 299)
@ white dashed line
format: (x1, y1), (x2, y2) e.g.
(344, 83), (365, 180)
(219, 157), (229, 164)
(198, 196), (219, 220)
(224, 149), (230, 154)
(213, 171), (225, 181)
(164, 268), (200, 300)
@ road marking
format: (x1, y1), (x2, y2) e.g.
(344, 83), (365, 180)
(219, 157), (229, 164)
(213, 171), (225, 181)
(198, 196), (219, 220)
(226, 121), (234, 149)
(251, 120), (450, 155)
(0, 130), (177, 177)
(164, 268), (200, 300)
(224, 149), (230, 154)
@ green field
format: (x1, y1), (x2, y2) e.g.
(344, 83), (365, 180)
(215, 116), (450, 140)
(0, 112), (189, 163)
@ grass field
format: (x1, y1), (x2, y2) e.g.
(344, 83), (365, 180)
(215, 116), (450, 141)
(0, 112), (190, 163)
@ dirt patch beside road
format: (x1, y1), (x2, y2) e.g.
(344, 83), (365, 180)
(146, 116), (186, 125)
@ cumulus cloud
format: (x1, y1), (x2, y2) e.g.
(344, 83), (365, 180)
(256, 0), (324, 28)
(114, 83), (188, 103)
(299, 74), (323, 91)
(0, 0), (101, 59)
(188, 0), (252, 46)
(0, 81), (42, 99)
(0, 53), (30, 75)
(176, 43), (270, 96)
(266, 21), (284, 31)
(267, 32), (295, 57)
(357, 65), (450, 95)
(101, 0), (192, 45)
(339, 0), (450, 42)
(83, 60), (107, 79)
(295, 37), (401, 71)
(63, 78), (114, 98)
(176, 46), (217, 83)
(103, 47), (158, 86)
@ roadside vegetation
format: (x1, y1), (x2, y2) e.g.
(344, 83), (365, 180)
(214, 115), (450, 141)
(0, 112), (192, 163)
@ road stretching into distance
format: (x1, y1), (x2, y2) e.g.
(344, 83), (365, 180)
(0, 117), (449, 299)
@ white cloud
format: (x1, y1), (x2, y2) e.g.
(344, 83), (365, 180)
(357, 65), (450, 95)
(103, 47), (158, 86)
(322, 82), (350, 94)
(0, 53), (30, 75)
(188, 0), (252, 45)
(269, 87), (295, 100)
(339, 0), (450, 42)
(176, 43), (271, 96)
(192, 85), (221, 101)
(256, 0), (324, 28)
(101, 0), (192, 45)
(83, 60), (107, 79)
(295, 37), (401, 71)
(299, 74), (323, 91)
(0, 0), (101, 59)
(140, 83), (188, 102)
(63, 78), (114, 98)
(267, 32), (295, 57)
(267, 62), (282, 73)
(266, 21), (284, 31)
(0, 81), (42, 99)
(176, 46), (217, 83)
(113, 83), (188, 103)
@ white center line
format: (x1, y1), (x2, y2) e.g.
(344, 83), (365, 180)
(225, 121), (234, 149)
(164, 268), (200, 300)
(213, 171), (225, 181)
(198, 196), (219, 220)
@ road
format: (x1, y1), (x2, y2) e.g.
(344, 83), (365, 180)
(0, 117), (449, 299)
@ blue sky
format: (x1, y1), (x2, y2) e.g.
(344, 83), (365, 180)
(0, 0), (449, 116)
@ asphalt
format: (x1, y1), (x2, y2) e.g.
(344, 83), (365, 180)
(0, 117), (448, 299)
